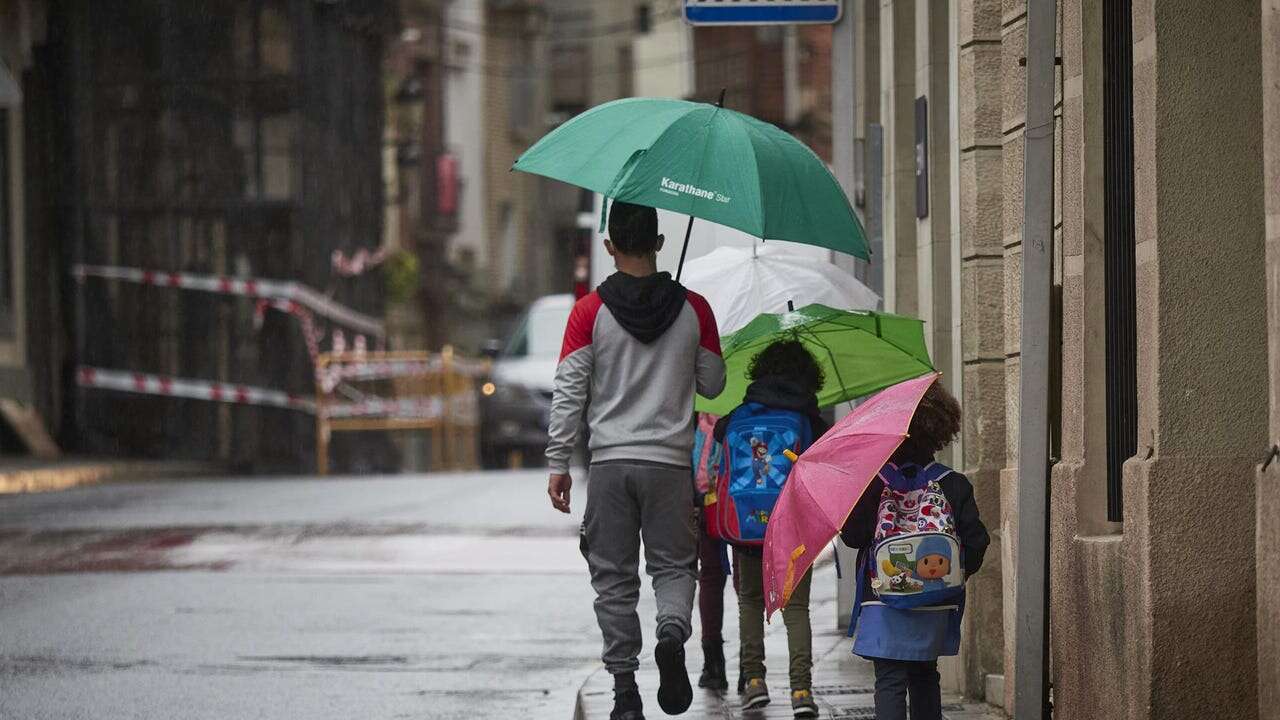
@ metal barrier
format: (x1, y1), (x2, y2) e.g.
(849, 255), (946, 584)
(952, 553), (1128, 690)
(314, 349), (483, 475)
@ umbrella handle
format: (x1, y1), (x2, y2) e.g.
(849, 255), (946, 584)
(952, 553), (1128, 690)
(781, 544), (808, 608)
(782, 449), (799, 462)
(675, 215), (695, 281)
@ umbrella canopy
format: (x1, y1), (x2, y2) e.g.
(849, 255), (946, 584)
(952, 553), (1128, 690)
(512, 97), (869, 261)
(694, 303), (934, 417)
(681, 243), (880, 335)
(762, 372), (941, 617)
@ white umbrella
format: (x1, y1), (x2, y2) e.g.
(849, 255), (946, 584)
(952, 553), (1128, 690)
(681, 243), (881, 335)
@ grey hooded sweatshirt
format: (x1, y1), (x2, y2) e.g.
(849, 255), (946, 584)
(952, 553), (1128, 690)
(545, 271), (726, 473)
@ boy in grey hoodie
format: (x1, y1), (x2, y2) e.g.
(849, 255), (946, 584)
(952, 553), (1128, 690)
(547, 201), (726, 720)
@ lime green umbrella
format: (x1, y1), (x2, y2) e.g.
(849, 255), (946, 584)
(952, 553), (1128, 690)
(512, 96), (869, 272)
(695, 304), (935, 416)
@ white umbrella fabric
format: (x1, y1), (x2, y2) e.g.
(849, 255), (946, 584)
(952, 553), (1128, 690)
(680, 244), (881, 335)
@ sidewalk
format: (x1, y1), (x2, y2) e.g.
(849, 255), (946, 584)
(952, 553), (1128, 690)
(574, 564), (1000, 720)
(0, 458), (222, 494)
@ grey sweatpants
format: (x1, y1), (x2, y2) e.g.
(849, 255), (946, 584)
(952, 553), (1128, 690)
(581, 461), (698, 675)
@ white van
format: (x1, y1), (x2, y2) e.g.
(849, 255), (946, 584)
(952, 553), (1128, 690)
(478, 294), (574, 467)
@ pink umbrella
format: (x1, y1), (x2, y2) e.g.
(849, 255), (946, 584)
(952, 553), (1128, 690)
(763, 371), (940, 618)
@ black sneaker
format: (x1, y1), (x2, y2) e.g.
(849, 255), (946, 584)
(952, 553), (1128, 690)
(610, 687), (644, 720)
(655, 627), (693, 715)
(697, 640), (728, 691)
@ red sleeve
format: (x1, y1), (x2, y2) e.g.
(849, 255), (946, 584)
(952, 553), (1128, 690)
(559, 293), (603, 361)
(684, 291), (722, 355)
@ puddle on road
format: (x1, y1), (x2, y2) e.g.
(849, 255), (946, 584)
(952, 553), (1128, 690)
(0, 528), (588, 576)
(171, 533), (587, 575)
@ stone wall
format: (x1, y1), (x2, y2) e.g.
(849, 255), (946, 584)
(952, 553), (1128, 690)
(1048, 1), (1131, 718)
(1049, 1), (1268, 719)
(954, 0), (1008, 701)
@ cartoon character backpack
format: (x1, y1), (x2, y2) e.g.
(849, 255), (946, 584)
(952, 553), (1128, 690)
(866, 462), (965, 609)
(691, 413), (723, 499)
(705, 403), (812, 546)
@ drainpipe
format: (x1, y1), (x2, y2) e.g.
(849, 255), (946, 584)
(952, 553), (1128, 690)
(1014, 0), (1055, 717)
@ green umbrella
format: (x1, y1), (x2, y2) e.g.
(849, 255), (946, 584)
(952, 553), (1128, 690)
(512, 96), (869, 275)
(695, 303), (935, 416)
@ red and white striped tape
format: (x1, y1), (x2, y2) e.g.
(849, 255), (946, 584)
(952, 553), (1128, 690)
(331, 247), (390, 277)
(77, 366), (316, 413)
(325, 397), (443, 420)
(254, 298), (326, 367)
(73, 264), (385, 338)
(77, 366), (467, 421)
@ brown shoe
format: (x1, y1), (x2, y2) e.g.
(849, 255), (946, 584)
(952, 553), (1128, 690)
(791, 688), (818, 718)
(742, 678), (770, 710)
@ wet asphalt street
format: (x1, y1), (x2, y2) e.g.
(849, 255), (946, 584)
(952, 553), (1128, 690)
(0, 470), (646, 720)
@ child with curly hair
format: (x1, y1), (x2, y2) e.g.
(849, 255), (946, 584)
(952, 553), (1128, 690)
(840, 382), (990, 720)
(713, 339), (830, 717)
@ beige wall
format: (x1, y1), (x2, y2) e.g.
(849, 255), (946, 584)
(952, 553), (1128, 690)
(1128, 2), (1264, 717)
(1259, 0), (1280, 717)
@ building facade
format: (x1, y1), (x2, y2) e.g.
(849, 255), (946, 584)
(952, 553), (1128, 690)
(839, 0), (1278, 717)
(693, 22), (834, 162)
(0, 0), (392, 471)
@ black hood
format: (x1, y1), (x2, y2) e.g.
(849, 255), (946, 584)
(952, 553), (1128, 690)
(597, 271), (688, 344)
(744, 376), (828, 436)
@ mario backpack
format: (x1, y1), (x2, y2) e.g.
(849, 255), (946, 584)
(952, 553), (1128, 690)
(705, 403), (812, 546)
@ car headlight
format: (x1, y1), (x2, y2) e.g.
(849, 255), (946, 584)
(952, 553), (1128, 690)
(484, 382), (541, 404)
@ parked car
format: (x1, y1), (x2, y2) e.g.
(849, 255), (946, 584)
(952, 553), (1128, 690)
(479, 294), (575, 468)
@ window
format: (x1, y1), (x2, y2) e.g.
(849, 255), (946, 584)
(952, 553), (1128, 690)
(637, 4), (652, 33)
(1103, 0), (1137, 522)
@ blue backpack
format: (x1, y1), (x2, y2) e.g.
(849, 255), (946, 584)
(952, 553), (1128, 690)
(705, 403), (812, 546)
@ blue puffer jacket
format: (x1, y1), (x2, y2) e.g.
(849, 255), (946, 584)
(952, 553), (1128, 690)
(839, 457), (989, 662)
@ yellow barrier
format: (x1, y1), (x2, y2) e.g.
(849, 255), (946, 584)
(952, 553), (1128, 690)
(314, 348), (484, 475)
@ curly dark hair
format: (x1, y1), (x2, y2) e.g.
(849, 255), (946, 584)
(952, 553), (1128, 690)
(747, 339), (826, 395)
(906, 381), (963, 456)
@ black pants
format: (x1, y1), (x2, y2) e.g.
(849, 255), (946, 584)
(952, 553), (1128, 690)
(871, 658), (941, 720)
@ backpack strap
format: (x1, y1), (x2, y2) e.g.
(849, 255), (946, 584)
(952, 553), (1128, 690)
(919, 461), (954, 484)
(847, 547), (871, 637)
(875, 462), (899, 484)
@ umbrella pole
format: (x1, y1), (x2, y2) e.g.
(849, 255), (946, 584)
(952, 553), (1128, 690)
(799, 327), (851, 403)
(675, 215), (695, 281)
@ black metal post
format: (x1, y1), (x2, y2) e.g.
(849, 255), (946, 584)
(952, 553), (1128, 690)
(675, 215), (695, 282)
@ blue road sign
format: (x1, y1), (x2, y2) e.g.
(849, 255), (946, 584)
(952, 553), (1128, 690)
(684, 1), (843, 26)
